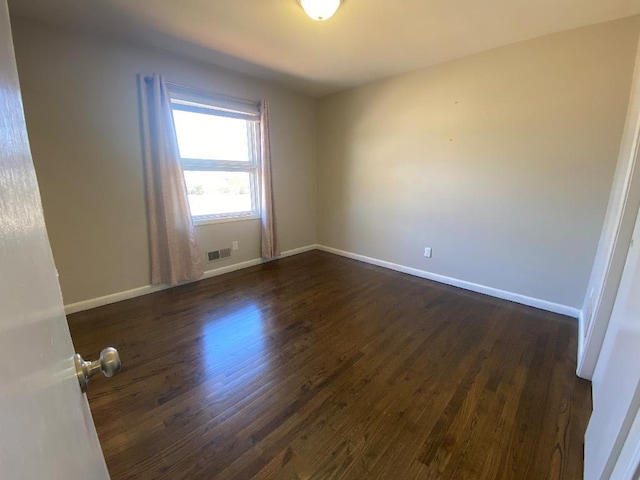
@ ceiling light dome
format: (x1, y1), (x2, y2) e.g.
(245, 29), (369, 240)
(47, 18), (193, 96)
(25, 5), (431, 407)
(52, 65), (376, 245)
(300, 0), (341, 21)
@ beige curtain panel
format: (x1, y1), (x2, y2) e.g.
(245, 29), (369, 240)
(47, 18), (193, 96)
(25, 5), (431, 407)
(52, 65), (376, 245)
(138, 74), (204, 285)
(260, 99), (279, 259)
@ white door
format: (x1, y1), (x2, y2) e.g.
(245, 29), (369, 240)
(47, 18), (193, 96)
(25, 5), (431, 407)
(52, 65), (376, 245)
(0, 1), (110, 478)
(585, 204), (640, 480)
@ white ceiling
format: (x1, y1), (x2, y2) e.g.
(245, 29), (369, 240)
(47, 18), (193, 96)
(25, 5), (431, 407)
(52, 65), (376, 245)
(9, 0), (640, 96)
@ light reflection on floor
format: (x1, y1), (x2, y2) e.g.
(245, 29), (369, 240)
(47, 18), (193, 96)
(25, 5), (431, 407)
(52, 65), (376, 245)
(200, 302), (268, 389)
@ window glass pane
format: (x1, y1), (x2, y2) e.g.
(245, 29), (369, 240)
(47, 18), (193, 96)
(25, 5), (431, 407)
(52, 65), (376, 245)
(172, 109), (250, 162)
(184, 171), (253, 217)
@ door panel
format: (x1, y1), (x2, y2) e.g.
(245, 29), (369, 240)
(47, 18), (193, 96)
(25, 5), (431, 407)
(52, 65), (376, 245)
(0, 1), (110, 478)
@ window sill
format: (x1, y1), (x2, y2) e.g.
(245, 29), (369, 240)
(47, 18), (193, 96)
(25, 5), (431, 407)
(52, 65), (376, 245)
(193, 214), (261, 227)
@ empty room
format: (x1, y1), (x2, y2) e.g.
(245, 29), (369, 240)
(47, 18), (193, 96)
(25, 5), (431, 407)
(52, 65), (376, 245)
(2, 0), (640, 479)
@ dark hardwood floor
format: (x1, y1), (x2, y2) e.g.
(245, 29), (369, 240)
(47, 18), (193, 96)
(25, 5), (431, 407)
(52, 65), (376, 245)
(68, 251), (591, 479)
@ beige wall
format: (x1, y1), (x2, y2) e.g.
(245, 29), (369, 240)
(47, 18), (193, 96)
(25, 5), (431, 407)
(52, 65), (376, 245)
(11, 19), (317, 305)
(11, 16), (640, 311)
(317, 17), (640, 309)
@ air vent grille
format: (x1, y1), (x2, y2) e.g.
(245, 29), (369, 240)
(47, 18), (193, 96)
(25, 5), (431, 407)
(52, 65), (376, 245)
(207, 247), (232, 262)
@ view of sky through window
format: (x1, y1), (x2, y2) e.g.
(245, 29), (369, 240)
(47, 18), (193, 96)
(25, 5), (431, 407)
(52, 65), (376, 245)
(172, 110), (250, 161)
(172, 108), (256, 219)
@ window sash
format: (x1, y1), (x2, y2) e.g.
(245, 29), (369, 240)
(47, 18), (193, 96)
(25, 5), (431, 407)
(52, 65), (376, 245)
(169, 89), (262, 222)
(168, 84), (260, 119)
(180, 159), (255, 172)
(171, 101), (259, 122)
(186, 168), (260, 223)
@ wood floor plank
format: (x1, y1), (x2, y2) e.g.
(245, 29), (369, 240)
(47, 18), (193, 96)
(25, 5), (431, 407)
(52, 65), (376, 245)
(67, 251), (591, 479)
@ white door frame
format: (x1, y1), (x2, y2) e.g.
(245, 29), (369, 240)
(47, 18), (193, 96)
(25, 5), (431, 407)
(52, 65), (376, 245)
(611, 402), (640, 480)
(578, 34), (640, 379)
(586, 201), (640, 480)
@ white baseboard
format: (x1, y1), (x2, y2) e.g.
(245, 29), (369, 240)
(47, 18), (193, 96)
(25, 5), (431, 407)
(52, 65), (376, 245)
(274, 244), (319, 259)
(577, 309), (588, 378)
(64, 243), (580, 320)
(64, 283), (169, 316)
(63, 245), (318, 315)
(316, 245), (581, 319)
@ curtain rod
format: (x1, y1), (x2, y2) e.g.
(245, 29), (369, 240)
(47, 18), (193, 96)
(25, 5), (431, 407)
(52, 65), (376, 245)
(143, 76), (261, 107)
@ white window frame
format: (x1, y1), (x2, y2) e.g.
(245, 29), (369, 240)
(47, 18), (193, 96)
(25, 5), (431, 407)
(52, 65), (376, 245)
(168, 88), (262, 225)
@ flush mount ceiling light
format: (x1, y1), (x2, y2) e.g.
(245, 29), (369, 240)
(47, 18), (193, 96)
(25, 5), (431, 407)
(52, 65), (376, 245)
(299, 0), (341, 21)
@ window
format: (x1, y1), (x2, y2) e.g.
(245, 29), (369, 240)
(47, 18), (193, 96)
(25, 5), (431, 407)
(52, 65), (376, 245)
(169, 88), (262, 224)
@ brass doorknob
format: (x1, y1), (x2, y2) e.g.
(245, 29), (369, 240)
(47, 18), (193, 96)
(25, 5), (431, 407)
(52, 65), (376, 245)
(74, 347), (121, 392)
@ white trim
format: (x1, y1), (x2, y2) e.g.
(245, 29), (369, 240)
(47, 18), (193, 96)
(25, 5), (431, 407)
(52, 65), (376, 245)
(273, 244), (319, 259)
(63, 284), (163, 316)
(194, 214), (261, 226)
(578, 309), (585, 374)
(64, 243), (579, 319)
(63, 245), (318, 315)
(621, 445), (640, 480)
(579, 36), (640, 379)
(201, 257), (264, 279)
(611, 405), (640, 480)
(316, 245), (580, 318)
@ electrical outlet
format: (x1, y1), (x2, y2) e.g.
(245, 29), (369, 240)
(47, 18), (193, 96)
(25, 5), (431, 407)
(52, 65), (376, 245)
(232, 241), (239, 251)
(424, 247), (432, 258)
